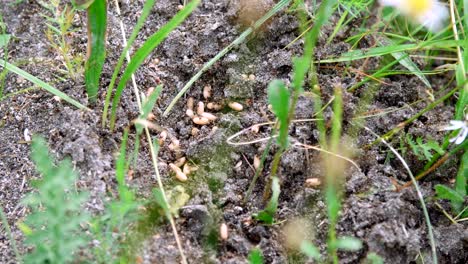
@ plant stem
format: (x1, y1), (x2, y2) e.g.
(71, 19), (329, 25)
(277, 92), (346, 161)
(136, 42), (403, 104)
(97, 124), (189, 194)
(244, 135), (274, 203)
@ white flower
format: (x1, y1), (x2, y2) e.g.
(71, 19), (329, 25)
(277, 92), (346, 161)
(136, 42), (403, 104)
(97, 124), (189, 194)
(442, 120), (468, 145)
(379, 0), (449, 32)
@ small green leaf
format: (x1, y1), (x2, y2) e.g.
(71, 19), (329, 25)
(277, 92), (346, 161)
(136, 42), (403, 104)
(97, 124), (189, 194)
(334, 236), (362, 251)
(292, 57), (308, 91)
(365, 252), (384, 264)
(300, 240), (321, 260)
(435, 184), (464, 203)
(0, 34), (10, 47)
(254, 177), (280, 224)
(268, 80), (290, 124)
(416, 137), (433, 161)
(426, 140), (445, 156)
(267, 80), (290, 148)
(23, 136), (89, 263)
(17, 222), (33, 236)
(455, 151), (468, 196)
(248, 248), (264, 264)
(378, 36), (431, 89)
(255, 209), (274, 224)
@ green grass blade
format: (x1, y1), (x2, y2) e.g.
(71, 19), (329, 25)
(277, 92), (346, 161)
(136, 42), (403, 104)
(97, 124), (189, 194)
(300, 241), (321, 260)
(320, 40), (462, 63)
(0, 58), (88, 109)
(162, 0), (292, 117)
(136, 85), (162, 134)
(102, 0), (157, 127)
(455, 151), (468, 196)
(85, 0), (107, 103)
(454, 0), (468, 120)
(116, 129), (129, 187)
(0, 13), (9, 98)
(248, 248), (264, 264)
(378, 36), (431, 89)
(330, 86), (343, 152)
(140, 85), (162, 119)
(326, 9), (348, 44)
(108, 0), (200, 130)
(333, 237), (362, 251)
(0, 87), (39, 101)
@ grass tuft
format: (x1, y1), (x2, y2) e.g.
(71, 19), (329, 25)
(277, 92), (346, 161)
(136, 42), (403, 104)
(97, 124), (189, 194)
(105, 0), (200, 130)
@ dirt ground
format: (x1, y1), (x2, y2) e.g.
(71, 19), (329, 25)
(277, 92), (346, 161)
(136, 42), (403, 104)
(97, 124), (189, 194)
(1, 0), (467, 263)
